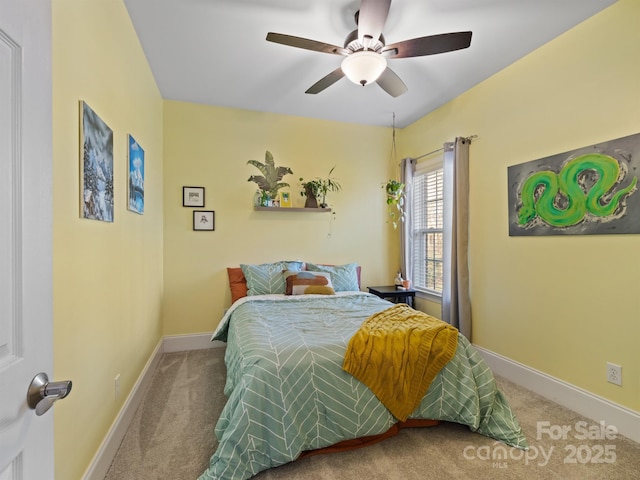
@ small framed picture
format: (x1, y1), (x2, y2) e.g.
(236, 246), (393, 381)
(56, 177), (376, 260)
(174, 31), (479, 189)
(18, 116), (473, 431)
(183, 186), (205, 207)
(193, 210), (215, 231)
(279, 191), (292, 208)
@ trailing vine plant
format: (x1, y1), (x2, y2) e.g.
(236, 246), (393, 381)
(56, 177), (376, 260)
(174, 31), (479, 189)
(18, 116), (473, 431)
(384, 113), (406, 229)
(384, 179), (406, 229)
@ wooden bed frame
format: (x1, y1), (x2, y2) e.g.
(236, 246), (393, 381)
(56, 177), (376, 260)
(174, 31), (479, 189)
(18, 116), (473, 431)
(299, 419), (440, 459)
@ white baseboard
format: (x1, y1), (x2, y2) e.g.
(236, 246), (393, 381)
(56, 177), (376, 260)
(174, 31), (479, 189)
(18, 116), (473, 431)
(162, 332), (223, 352)
(475, 345), (640, 444)
(83, 337), (639, 479)
(81, 333), (221, 480)
(81, 338), (164, 480)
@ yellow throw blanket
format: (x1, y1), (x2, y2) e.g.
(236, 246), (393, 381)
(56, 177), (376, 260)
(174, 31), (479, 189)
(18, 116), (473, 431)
(342, 304), (459, 421)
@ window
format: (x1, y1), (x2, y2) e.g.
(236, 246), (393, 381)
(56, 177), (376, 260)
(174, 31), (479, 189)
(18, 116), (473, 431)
(411, 160), (444, 295)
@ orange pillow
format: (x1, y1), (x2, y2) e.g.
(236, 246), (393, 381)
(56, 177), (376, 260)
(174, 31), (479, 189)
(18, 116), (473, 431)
(227, 267), (248, 304)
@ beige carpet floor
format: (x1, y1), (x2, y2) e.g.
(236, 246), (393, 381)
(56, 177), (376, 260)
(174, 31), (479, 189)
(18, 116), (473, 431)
(105, 348), (640, 480)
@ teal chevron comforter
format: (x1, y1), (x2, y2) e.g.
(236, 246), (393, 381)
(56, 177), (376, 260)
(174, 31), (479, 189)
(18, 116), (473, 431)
(199, 293), (527, 480)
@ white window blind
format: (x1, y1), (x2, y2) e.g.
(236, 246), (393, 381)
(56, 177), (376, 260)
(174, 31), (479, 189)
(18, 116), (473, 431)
(412, 160), (444, 294)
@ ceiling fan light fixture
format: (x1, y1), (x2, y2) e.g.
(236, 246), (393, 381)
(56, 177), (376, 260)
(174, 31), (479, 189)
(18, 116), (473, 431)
(341, 51), (387, 86)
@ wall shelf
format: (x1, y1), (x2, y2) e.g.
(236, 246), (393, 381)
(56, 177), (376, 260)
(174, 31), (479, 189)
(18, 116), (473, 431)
(254, 207), (331, 213)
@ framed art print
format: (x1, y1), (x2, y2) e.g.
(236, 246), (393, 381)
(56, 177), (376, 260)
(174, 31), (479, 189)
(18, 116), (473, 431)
(183, 186), (205, 207)
(128, 134), (144, 214)
(279, 191), (292, 208)
(193, 210), (215, 231)
(80, 101), (114, 222)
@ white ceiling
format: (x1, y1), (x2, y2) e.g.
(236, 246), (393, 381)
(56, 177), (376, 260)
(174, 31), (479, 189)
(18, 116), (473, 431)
(124, 0), (617, 128)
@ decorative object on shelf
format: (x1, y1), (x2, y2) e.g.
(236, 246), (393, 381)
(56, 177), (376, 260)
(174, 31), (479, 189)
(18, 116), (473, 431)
(254, 207), (331, 213)
(299, 166), (341, 208)
(302, 183), (318, 208)
(127, 134), (144, 215)
(279, 191), (292, 208)
(254, 189), (263, 207)
(384, 179), (406, 229)
(80, 101), (114, 222)
(247, 150), (293, 206)
(193, 210), (215, 231)
(394, 271), (404, 288)
(183, 186), (205, 207)
(254, 189), (275, 207)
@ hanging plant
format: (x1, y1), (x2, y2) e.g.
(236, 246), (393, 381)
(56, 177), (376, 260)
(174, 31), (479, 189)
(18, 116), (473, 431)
(384, 179), (405, 229)
(299, 166), (341, 208)
(247, 150), (293, 205)
(383, 113), (406, 229)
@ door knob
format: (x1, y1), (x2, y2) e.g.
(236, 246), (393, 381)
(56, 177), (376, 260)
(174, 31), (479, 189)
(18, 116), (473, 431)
(26, 373), (72, 416)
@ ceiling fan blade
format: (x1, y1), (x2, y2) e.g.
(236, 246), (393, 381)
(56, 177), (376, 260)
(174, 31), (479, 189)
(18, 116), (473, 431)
(266, 32), (349, 56)
(357, 0), (391, 49)
(376, 67), (407, 98)
(305, 68), (345, 94)
(382, 31), (472, 59)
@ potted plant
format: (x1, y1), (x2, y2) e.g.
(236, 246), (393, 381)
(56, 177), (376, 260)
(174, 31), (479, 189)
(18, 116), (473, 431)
(384, 179), (405, 229)
(299, 166), (341, 208)
(247, 151), (293, 206)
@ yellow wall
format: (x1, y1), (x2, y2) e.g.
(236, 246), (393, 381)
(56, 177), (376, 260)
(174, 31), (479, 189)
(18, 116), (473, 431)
(162, 101), (399, 335)
(50, 0), (639, 477)
(52, 1), (163, 479)
(400, 0), (639, 411)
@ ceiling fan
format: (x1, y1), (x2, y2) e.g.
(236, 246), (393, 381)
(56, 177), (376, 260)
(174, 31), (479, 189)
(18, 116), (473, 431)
(266, 0), (472, 97)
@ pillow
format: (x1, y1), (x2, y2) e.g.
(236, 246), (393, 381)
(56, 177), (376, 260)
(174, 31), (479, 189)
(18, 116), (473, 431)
(284, 271), (334, 295)
(227, 267), (248, 304)
(305, 263), (360, 292)
(240, 261), (304, 296)
(297, 285), (336, 295)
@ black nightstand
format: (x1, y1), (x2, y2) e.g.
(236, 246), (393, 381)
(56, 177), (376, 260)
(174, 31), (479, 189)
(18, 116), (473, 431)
(367, 285), (416, 308)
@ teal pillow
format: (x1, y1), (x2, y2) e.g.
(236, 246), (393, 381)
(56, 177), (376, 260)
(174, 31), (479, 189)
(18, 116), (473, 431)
(241, 261), (304, 296)
(305, 263), (359, 292)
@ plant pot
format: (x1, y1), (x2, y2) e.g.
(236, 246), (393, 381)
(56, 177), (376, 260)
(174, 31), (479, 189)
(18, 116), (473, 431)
(305, 197), (319, 208)
(304, 185), (318, 208)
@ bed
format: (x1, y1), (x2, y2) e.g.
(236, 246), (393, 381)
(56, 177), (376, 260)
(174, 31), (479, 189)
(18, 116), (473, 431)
(198, 263), (528, 480)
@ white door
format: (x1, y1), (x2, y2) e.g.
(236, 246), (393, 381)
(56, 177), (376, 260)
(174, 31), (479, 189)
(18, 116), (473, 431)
(0, 0), (55, 478)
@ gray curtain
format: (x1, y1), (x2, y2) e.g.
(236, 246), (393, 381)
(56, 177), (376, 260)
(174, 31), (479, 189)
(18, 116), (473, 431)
(400, 158), (416, 283)
(442, 138), (472, 339)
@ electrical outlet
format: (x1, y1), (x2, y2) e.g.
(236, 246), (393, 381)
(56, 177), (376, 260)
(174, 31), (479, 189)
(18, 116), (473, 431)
(115, 374), (121, 399)
(606, 363), (622, 386)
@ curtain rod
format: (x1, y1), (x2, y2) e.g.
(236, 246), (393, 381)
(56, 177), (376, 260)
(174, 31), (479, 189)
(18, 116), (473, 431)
(414, 147), (443, 161)
(413, 135), (478, 161)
